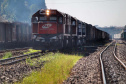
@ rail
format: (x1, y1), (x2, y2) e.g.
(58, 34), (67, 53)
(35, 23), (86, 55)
(100, 42), (113, 84)
(0, 51), (42, 66)
(113, 42), (126, 70)
(0, 47), (31, 53)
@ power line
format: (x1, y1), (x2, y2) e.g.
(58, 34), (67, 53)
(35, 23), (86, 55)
(46, 0), (118, 4)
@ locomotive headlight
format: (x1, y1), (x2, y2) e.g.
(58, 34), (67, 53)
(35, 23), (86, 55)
(46, 10), (50, 15)
(46, 10), (49, 13)
(47, 12), (49, 15)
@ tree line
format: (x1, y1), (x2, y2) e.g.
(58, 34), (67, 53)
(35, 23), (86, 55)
(0, 0), (46, 23)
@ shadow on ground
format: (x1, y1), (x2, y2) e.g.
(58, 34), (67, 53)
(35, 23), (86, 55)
(59, 41), (109, 57)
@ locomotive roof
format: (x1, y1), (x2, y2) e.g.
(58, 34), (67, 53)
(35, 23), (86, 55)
(32, 9), (65, 17)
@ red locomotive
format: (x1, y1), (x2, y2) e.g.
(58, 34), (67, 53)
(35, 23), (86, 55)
(31, 9), (109, 50)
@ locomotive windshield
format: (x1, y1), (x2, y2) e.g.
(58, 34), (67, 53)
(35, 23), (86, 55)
(32, 17), (38, 22)
(39, 17), (47, 20)
(50, 17), (57, 20)
(37, 16), (58, 21)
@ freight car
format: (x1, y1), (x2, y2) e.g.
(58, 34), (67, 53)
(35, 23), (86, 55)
(121, 28), (126, 40)
(0, 22), (32, 50)
(31, 9), (109, 50)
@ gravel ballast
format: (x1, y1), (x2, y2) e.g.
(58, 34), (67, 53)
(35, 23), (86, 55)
(102, 42), (126, 84)
(63, 46), (105, 84)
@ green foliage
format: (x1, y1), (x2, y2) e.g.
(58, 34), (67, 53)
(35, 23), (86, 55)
(2, 52), (12, 59)
(25, 52), (56, 66)
(98, 26), (123, 38)
(26, 57), (37, 66)
(0, 0), (46, 22)
(24, 49), (41, 55)
(16, 53), (82, 84)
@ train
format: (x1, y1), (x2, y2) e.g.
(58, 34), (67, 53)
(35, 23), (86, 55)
(121, 28), (126, 40)
(0, 22), (32, 50)
(31, 9), (109, 50)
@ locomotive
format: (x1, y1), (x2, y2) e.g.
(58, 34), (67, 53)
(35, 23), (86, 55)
(31, 9), (109, 50)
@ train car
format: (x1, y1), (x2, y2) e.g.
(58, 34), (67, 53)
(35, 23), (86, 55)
(90, 26), (95, 41)
(82, 22), (86, 44)
(76, 20), (86, 45)
(121, 28), (126, 40)
(0, 22), (6, 49)
(85, 24), (93, 41)
(0, 22), (32, 50)
(0, 22), (6, 43)
(77, 20), (82, 45)
(71, 16), (78, 47)
(64, 14), (72, 48)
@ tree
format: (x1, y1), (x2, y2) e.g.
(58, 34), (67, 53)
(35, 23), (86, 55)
(0, 0), (47, 22)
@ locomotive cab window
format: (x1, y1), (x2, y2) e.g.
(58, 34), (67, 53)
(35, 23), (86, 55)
(32, 17), (38, 22)
(39, 17), (47, 21)
(50, 17), (57, 20)
(59, 17), (62, 24)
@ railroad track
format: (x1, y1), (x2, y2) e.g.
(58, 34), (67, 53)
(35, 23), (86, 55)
(0, 47), (31, 53)
(122, 40), (126, 45)
(100, 41), (126, 84)
(0, 51), (42, 66)
(0, 47), (32, 59)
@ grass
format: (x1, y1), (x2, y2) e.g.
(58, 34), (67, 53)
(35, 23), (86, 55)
(24, 49), (41, 55)
(2, 52), (12, 59)
(116, 43), (121, 46)
(16, 53), (82, 84)
(1, 49), (40, 59)
(25, 52), (56, 66)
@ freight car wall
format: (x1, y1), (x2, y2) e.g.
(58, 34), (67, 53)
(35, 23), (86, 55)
(121, 32), (126, 40)
(124, 32), (126, 40)
(86, 24), (92, 41)
(0, 22), (32, 50)
(5, 23), (12, 42)
(0, 23), (5, 42)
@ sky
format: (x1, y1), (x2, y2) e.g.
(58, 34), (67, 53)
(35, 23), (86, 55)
(45, 0), (126, 27)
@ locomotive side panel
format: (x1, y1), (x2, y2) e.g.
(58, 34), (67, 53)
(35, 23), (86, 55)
(32, 23), (38, 34)
(57, 16), (64, 34)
